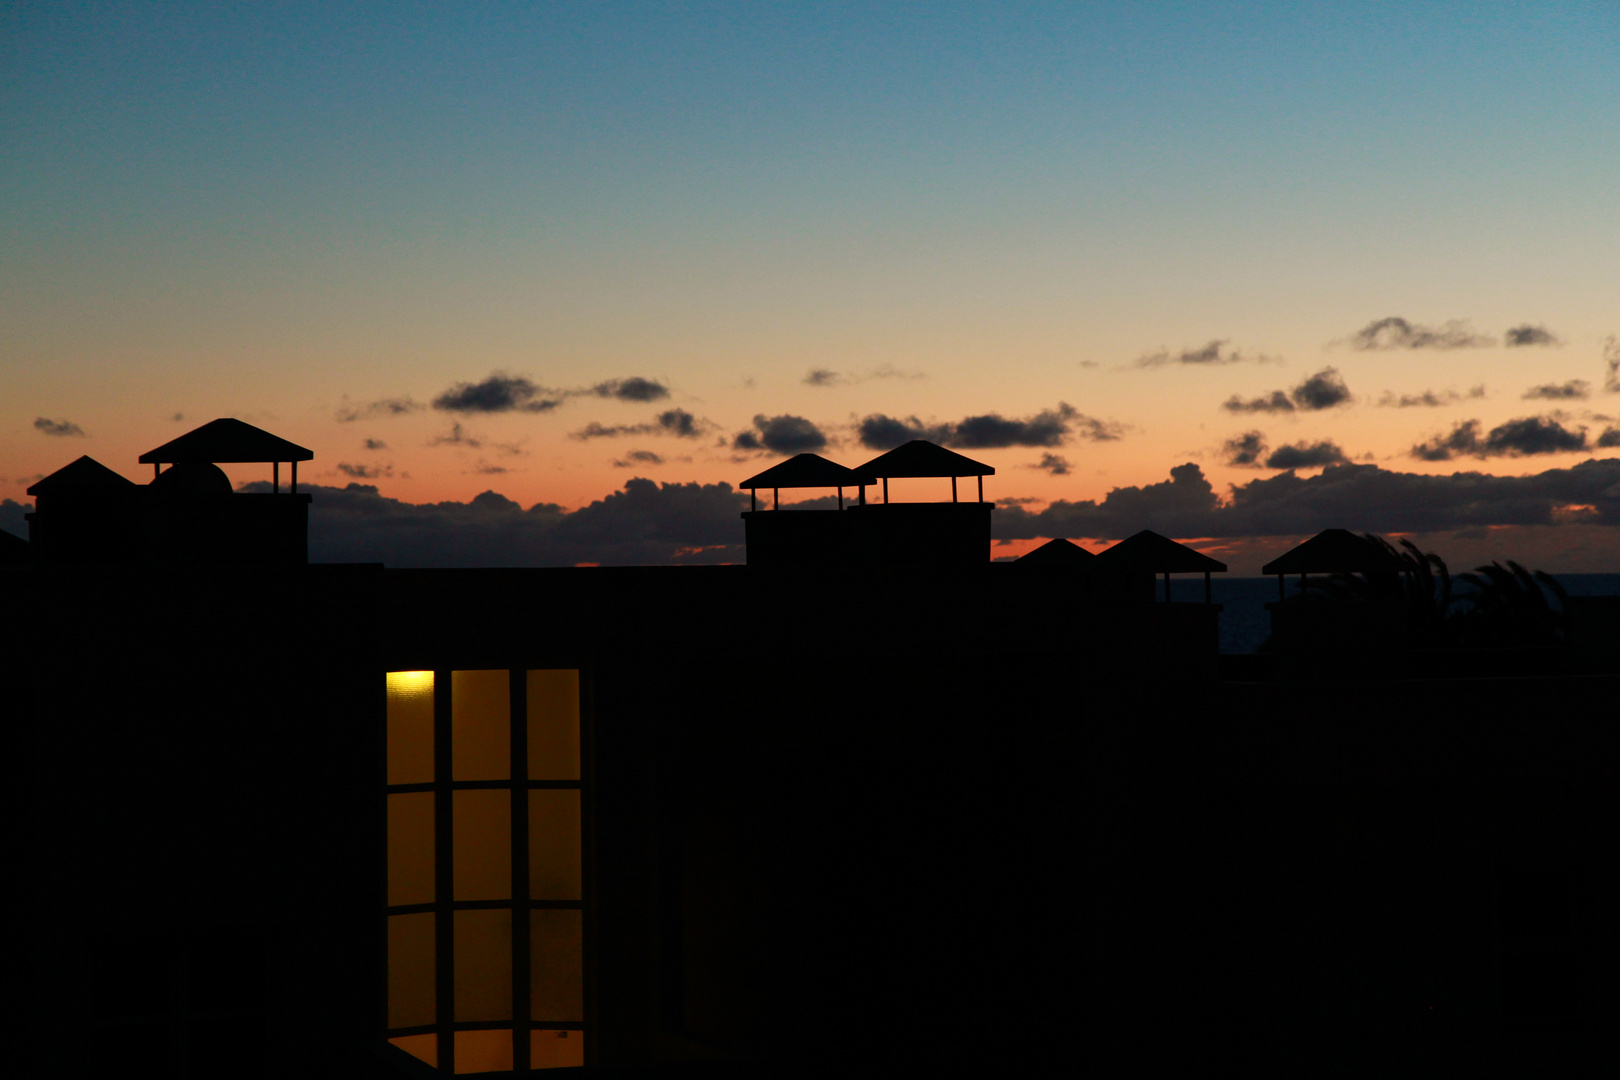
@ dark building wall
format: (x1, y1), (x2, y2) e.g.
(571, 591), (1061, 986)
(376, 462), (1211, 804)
(9, 564), (383, 1080)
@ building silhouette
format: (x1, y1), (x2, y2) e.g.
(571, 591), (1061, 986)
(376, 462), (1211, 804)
(7, 420), (1618, 1078)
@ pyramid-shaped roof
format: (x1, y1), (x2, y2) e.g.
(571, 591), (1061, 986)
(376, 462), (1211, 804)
(856, 440), (994, 478)
(1262, 529), (1404, 575)
(1094, 529), (1226, 573)
(139, 418), (313, 464)
(1015, 537), (1096, 566)
(740, 453), (874, 490)
(27, 456), (139, 496)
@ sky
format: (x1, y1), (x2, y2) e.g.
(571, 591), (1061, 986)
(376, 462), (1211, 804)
(6, 1), (1620, 571)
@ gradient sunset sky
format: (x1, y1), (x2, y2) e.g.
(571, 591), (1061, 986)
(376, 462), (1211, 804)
(7, 2), (1620, 568)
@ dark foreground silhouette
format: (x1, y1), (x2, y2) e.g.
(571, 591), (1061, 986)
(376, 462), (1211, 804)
(8, 425), (1617, 1078)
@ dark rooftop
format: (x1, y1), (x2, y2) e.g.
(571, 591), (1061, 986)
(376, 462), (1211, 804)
(739, 453), (874, 490)
(1015, 537), (1096, 566)
(27, 456), (139, 496)
(856, 440), (994, 478)
(1262, 529), (1404, 575)
(139, 418), (314, 464)
(1095, 529), (1227, 573)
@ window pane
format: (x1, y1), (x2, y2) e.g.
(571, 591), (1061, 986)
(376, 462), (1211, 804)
(529, 789), (582, 901)
(530, 910), (584, 1022)
(530, 1029), (585, 1070)
(452, 670), (509, 781)
(387, 671), (435, 785)
(453, 790), (511, 901)
(454, 910), (513, 1022)
(454, 1029), (513, 1074)
(388, 793), (436, 906)
(527, 670), (580, 781)
(387, 914), (436, 1029)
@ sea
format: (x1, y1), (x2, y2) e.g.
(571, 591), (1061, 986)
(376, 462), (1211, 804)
(1197, 573), (1620, 654)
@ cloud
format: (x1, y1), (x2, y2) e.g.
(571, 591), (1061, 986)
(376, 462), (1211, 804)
(1504, 324), (1561, 347)
(855, 403), (1121, 450)
(990, 457), (1620, 541)
(592, 377), (669, 402)
(1522, 380), (1590, 401)
(364, 438), (388, 450)
(1345, 317), (1494, 350)
(612, 450), (666, 468)
(33, 417), (86, 437)
(1222, 431), (1267, 466)
(1604, 336), (1620, 393)
(1133, 339), (1277, 367)
(803, 365), (926, 387)
(1, 498), (31, 541)
(335, 463), (393, 479)
(1223, 368), (1351, 414)
(429, 423), (483, 449)
(246, 478), (748, 566)
(1376, 386), (1486, 407)
(336, 396), (423, 422)
(1264, 441), (1348, 470)
(1598, 428), (1620, 448)
(432, 373), (562, 414)
(572, 408), (709, 441)
(732, 414), (828, 454)
(1221, 390), (1295, 414)
(1031, 453), (1071, 475)
(1411, 415), (1588, 461)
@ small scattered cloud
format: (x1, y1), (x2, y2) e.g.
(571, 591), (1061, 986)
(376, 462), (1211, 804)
(364, 438), (388, 450)
(1222, 431), (1267, 466)
(171, 412), (185, 422)
(1411, 415), (1588, 461)
(592, 377), (669, 403)
(472, 464), (509, 475)
(1264, 441), (1348, 470)
(1376, 386), (1486, 408)
(429, 423), (483, 449)
(336, 462), (393, 479)
(433, 373), (562, 414)
(1504, 324), (1561, 347)
(1345, 317), (1494, 350)
(1223, 368), (1351, 414)
(1522, 380), (1590, 401)
(1078, 360), (1098, 369)
(855, 403), (1121, 451)
(1030, 453), (1071, 475)
(1597, 428), (1620, 448)
(856, 414), (954, 448)
(33, 417), (86, 437)
(571, 408), (710, 441)
(803, 365), (926, 387)
(1604, 336), (1620, 393)
(732, 414), (828, 455)
(336, 396), (423, 421)
(1133, 339), (1277, 367)
(612, 450), (666, 468)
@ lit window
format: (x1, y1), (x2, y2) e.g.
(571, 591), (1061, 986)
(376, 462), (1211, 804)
(386, 670), (586, 1073)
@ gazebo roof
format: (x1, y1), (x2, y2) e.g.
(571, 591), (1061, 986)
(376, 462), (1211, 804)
(1015, 538), (1096, 566)
(856, 440), (994, 478)
(139, 418), (313, 464)
(27, 456), (138, 496)
(739, 453), (873, 490)
(1262, 529), (1404, 575)
(1094, 529), (1227, 573)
